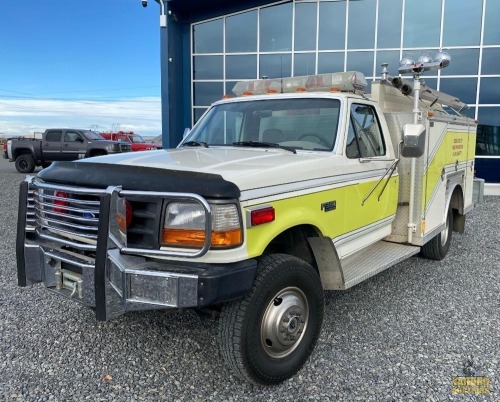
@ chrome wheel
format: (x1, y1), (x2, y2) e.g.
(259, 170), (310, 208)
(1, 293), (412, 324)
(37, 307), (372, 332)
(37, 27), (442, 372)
(261, 286), (309, 358)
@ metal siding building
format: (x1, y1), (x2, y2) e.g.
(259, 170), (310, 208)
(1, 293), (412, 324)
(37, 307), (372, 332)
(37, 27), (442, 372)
(164, 0), (500, 183)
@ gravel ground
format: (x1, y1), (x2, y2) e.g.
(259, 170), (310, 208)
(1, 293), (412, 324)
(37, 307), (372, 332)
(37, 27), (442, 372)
(0, 156), (498, 401)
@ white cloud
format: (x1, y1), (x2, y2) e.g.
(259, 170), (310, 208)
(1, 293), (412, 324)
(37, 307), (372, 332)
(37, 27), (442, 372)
(0, 97), (161, 137)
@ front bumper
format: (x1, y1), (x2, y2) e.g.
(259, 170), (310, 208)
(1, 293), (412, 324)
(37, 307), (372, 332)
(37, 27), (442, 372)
(16, 178), (256, 321)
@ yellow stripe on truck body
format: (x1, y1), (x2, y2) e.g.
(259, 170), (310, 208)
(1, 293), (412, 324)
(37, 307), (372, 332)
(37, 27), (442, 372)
(243, 176), (399, 259)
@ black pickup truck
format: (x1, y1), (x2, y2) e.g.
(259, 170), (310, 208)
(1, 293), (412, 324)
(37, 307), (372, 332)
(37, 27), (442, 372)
(3, 128), (131, 173)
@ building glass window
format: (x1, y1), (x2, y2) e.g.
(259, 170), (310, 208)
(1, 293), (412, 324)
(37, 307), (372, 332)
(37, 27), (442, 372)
(294, 2), (318, 51)
(260, 3), (293, 52)
(193, 18), (223, 54)
(478, 107), (500, 126)
(483, 0), (500, 46)
(190, 0), (500, 133)
(225, 11), (258, 53)
(318, 52), (345, 74)
(294, 53), (317, 76)
(442, 0), (482, 47)
(193, 82), (224, 107)
(318, 1), (346, 51)
(481, 48), (500, 75)
(403, 0), (441, 48)
(439, 78), (478, 105)
(260, 54), (292, 79)
(377, 0), (402, 49)
(440, 49), (479, 76)
(193, 56), (223, 80)
(346, 52), (374, 77)
(375, 51), (401, 75)
(476, 126), (500, 157)
(348, 0), (376, 49)
(477, 108), (500, 157)
(479, 78), (500, 104)
(226, 55), (257, 80)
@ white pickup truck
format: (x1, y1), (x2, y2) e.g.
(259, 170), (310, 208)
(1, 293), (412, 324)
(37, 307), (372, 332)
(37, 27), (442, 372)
(17, 64), (482, 385)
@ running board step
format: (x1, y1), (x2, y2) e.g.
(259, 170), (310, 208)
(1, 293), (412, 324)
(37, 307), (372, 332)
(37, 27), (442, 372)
(340, 241), (420, 290)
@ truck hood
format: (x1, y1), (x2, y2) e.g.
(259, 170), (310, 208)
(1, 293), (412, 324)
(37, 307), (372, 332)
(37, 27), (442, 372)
(78, 147), (334, 192)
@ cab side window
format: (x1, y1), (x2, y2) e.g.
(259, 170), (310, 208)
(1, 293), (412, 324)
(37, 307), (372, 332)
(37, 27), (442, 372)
(45, 130), (62, 142)
(64, 131), (82, 142)
(346, 104), (386, 158)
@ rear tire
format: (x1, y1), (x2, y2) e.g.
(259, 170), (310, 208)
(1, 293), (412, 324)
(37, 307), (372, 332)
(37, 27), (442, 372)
(421, 206), (453, 260)
(15, 154), (35, 173)
(218, 254), (324, 385)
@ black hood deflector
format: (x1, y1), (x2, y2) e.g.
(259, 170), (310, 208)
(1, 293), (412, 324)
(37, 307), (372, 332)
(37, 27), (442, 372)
(38, 161), (240, 198)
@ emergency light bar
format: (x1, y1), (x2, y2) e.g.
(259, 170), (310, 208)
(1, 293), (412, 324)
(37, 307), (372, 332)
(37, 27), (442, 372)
(232, 71), (367, 97)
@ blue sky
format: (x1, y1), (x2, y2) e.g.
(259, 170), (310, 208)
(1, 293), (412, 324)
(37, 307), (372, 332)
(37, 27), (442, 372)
(0, 0), (162, 137)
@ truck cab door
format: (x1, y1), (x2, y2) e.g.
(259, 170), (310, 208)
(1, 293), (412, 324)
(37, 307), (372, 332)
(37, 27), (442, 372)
(62, 130), (87, 160)
(341, 102), (398, 249)
(42, 130), (63, 161)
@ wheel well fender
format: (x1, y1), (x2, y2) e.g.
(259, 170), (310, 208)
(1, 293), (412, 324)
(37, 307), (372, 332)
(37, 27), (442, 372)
(447, 184), (465, 233)
(262, 225), (343, 290)
(262, 225), (319, 267)
(14, 149), (34, 160)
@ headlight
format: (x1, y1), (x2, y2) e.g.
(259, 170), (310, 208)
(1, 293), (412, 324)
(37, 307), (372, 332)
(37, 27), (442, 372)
(162, 202), (242, 249)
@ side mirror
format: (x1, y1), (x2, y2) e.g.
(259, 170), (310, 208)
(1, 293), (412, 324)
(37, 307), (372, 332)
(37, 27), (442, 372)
(401, 123), (426, 157)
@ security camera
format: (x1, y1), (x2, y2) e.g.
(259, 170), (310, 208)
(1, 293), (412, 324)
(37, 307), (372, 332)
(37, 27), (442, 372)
(141, 0), (147, 7)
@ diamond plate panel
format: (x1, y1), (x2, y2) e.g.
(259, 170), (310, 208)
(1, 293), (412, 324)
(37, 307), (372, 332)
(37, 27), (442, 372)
(341, 240), (420, 289)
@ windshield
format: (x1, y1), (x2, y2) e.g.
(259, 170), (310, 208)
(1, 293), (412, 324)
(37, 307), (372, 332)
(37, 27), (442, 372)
(129, 135), (146, 143)
(184, 98), (341, 151)
(83, 131), (104, 140)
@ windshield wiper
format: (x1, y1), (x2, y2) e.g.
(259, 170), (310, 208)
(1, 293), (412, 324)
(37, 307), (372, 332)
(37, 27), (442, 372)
(182, 141), (209, 148)
(232, 141), (296, 154)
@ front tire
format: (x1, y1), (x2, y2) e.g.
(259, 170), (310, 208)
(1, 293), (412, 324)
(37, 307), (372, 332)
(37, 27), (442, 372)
(218, 254), (324, 385)
(421, 206), (453, 260)
(15, 154), (35, 173)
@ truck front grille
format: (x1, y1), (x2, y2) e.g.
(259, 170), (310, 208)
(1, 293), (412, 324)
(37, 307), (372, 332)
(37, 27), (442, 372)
(32, 184), (106, 251)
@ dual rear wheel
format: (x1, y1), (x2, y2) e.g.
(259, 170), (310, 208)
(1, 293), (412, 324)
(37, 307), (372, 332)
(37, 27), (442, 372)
(421, 206), (453, 260)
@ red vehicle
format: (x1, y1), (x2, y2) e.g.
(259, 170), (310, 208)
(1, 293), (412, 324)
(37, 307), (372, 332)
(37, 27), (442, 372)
(100, 131), (162, 151)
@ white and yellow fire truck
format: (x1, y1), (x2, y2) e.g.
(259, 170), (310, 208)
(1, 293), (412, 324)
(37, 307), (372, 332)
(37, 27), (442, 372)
(17, 56), (483, 385)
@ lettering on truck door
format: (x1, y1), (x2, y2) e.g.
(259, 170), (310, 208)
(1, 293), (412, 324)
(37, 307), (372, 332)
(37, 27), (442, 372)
(338, 101), (398, 256)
